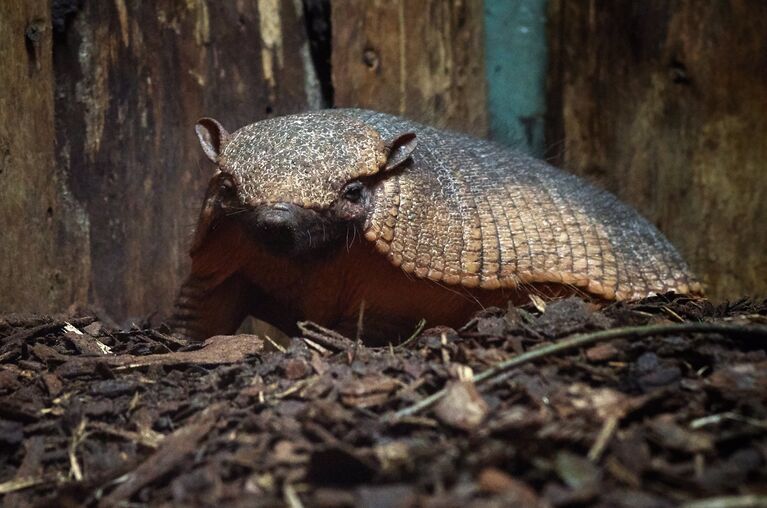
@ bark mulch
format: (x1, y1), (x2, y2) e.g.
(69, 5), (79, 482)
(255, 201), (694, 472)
(1, 295), (766, 507)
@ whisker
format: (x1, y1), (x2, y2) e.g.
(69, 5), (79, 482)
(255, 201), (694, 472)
(224, 208), (249, 217)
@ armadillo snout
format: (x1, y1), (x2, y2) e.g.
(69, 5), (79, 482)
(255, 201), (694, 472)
(244, 203), (300, 255)
(237, 203), (338, 257)
(258, 203), (297, 230)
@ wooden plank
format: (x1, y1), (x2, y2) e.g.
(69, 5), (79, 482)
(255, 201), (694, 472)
(0, 1), (90, 313)
(52, 0), (315, 320)
(546, 0), (767, 300)
(485, 0), (548, 155)
(332, 0), (487, 137)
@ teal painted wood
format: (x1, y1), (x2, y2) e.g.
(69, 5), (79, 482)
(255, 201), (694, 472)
(484, 0), (548, 156)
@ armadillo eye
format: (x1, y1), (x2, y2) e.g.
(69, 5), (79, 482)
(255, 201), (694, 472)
(219, 178), (235, 195)
(342, 182), (364, 203)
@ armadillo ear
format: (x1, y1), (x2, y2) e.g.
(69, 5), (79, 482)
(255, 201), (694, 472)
(384, 132), (417, 171)
(195, 117), (230, 164)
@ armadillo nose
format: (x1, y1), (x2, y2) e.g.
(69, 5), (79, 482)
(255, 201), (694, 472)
(252, 203), (302, 255)
(257, 203), (298, 231)
(271, 203), (291, 212)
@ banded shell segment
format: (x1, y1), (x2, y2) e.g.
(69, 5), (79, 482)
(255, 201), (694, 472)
(355, 109), (702, 300)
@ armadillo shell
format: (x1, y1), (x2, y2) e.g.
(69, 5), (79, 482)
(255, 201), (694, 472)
(351, 110), (701, 301)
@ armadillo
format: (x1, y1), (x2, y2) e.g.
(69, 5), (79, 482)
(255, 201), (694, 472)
(170, 109), (701, 343)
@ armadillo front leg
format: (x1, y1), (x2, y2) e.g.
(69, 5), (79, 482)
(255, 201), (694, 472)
(169, 274), (251, 341)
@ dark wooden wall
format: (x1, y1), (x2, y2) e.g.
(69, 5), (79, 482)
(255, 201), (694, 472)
(1, 1), (764, 321)
(332, 0), (487, 137)
(547, 0), (767, 300)
(0, 1), (91, 314)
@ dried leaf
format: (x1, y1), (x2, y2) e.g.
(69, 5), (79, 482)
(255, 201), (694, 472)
(339, 374), (399, 408)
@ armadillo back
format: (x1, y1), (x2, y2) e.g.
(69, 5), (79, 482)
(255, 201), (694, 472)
(352, 109), (701, 300)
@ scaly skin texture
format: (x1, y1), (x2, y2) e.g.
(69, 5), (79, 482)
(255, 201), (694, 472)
(171, 109), (701, 343)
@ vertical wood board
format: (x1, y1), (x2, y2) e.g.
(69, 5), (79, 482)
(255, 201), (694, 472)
(485, 0), (548, 155)
(0, 1), (90, 313)
(547, 0), (767, 299)
(332, 0), (488, 137)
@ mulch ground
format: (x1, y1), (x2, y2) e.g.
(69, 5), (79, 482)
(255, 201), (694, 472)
(1, 295), (766, 507)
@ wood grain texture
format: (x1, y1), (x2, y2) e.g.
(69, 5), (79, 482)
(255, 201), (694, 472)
(51, 0), (315, 320)
(0, 1), (90, 313)
(547, 0), (767, 300)
(331, 0), (487, 137)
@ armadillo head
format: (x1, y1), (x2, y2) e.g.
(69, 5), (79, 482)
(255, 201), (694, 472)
(192, 111), (416, 257)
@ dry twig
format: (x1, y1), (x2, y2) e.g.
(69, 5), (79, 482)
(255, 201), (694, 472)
(394, 322), (767, 419)
(297, 321), (356, 352)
